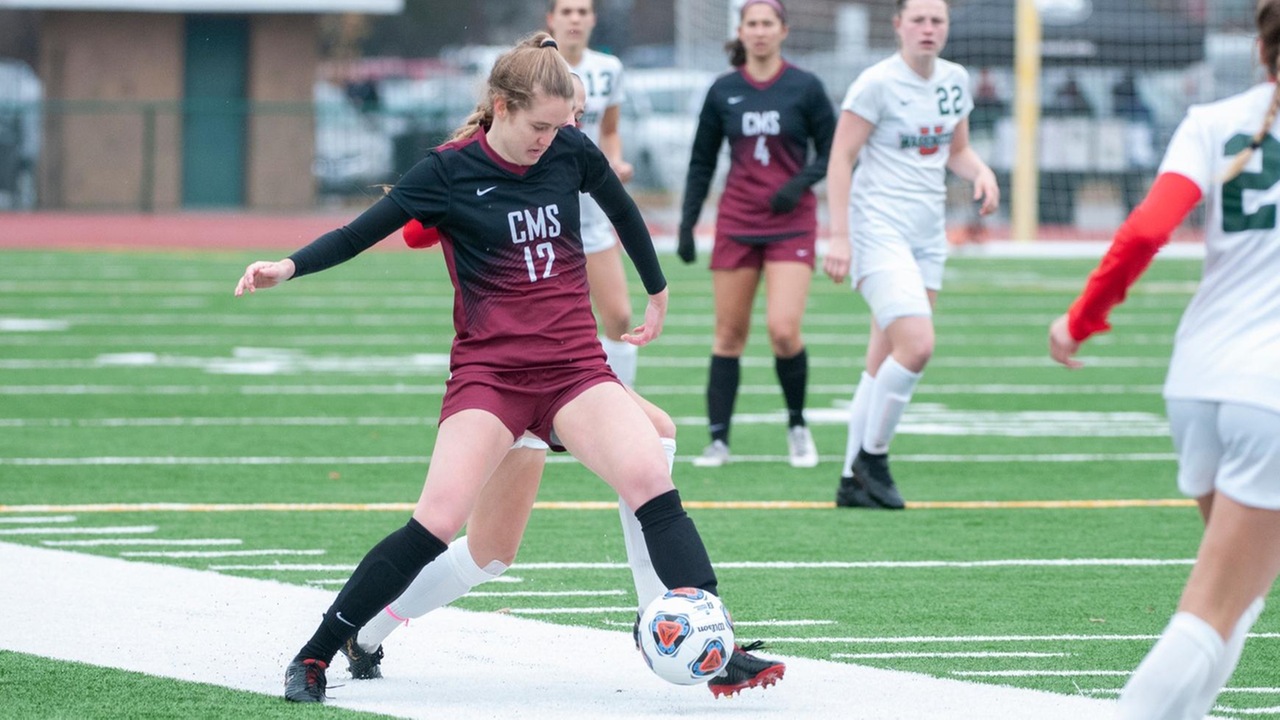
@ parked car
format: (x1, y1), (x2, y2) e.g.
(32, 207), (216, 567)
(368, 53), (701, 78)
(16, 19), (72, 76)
(313, 80), (395, 195)
(0, 59), (40, 210)
(620, 68), (718, 193)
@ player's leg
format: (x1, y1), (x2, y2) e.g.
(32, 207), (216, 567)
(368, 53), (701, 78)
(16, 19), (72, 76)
(1119, 402), (1280, 718)
(347, 440), (547, 677)
(618, 387), (675, 613)
(762, 255), (817, 468)
(695, 262), (760, 467)
(286, 409), (512, 701)
(553, 381), (785, 695)
(586, 242), (638, 386)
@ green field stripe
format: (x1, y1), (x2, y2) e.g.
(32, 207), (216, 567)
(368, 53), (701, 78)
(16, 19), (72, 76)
(0, 498), (1196, 513)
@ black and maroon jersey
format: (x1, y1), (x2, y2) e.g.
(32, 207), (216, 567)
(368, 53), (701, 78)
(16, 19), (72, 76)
(681, 63), (835, 240)
(287, 125), (663, 375)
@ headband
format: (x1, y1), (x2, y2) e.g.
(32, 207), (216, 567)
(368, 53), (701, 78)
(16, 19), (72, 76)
(740, 0), (785, 22)
(541, 37), (559, 49)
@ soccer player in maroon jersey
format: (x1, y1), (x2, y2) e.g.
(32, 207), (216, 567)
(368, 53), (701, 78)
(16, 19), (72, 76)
(235, 33), (783, 704)
(678, 0), (835, 470)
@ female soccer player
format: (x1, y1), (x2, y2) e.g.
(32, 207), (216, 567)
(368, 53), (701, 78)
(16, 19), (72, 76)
(237, 33), (781, 704)
(352, 69), (784, 703)
(824, 0), (998, 509)
(678, 0), (835, 469)
(1049, 2), (1280, 714)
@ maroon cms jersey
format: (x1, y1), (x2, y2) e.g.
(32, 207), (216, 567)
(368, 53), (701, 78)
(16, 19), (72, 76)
(682, 63), (835, 240)
(388, 127), (610, 374)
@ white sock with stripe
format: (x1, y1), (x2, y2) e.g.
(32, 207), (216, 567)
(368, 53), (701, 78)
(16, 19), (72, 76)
(862, 357), (921, 455)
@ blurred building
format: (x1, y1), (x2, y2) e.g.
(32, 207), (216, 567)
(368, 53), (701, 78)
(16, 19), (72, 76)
(0, 0), (401, 211)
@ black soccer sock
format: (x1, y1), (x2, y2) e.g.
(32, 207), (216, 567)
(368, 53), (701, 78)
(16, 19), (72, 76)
(775, 348), (809, 428)
(706, 355), (740, 444)
(295, 518), (447, 664)
(634, 489), (718, 597)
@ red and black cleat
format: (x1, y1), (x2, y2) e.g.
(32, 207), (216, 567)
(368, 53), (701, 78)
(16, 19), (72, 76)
(708, 641), (786, 698)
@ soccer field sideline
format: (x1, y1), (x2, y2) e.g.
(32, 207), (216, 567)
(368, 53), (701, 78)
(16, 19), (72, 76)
(1, 541), (1117, 719)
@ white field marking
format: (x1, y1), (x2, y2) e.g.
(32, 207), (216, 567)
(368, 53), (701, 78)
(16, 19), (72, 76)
(0, 383), (1167, 396)
(952, 670), (1131, 677)
(2, 499), (1197, 515)
(43, 538), (242, 547)
(505, 606), (657, 615)
(0, 452), (1177, 467)
(0, 405), (1170, 439)
(118, 549), (325, 559)
(0, 515), (75, 523)
(306, 575), (527, 587)
(199, 558), (1195, 573)
(0, 354), (1169, 372)
(0, 318), (70, 331)
(1212, 706), (1280, 716)
(465, 590), (627, 598)
(835, 652), (1071, 660)
(0, 525), (156, 535)
(733, 620), (838, 627)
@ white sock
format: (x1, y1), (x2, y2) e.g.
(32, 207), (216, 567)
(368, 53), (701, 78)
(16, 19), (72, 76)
(356, 535), (508, 651)
(842, 372), (874, 477)
(862, 357), (921, 455)
(1197, 597), (1265, 712)
(619, 437), (675, 611)
(1117, 612), (1224, 720)
(601, 337), (638, 387)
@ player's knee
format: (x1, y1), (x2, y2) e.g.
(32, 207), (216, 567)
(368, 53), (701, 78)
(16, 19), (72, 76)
(647, 406), (676, 440)
(895, 336), (934, 372)
(767, 325), (803, 357)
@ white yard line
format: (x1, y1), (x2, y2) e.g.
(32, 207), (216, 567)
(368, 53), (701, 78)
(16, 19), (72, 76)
(43, 538), (242, 547)
(0, 542), (1115, 719)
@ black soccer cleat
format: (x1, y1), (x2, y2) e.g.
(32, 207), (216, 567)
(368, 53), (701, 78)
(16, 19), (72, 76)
(339, 636), (384, 680)
(283, 658), (328, 703)
(836, 450), (905, 510)
(708, 640), (786, 698)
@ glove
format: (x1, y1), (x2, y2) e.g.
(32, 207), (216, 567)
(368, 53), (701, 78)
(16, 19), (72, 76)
(769, 178), (806, 214)
(403, 220), (441, 249)
(677, 224), (696, 264)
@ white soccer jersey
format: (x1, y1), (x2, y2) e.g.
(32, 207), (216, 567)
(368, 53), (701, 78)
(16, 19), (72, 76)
(841, 54), (972, 269)
(1158, 82), (1280, 413)
(569, 49), (626, 246)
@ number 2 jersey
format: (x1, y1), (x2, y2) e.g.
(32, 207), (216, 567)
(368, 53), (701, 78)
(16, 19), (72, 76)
(681, 62), (834, 239)
(1155, 82), (1280, 412)
(841, 53), (972, 250)
(288, 125), (663, 376)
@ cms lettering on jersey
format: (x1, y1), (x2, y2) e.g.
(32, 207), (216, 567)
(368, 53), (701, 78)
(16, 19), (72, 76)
(741, 110), (781, 137)
(507, 205), (563, 244)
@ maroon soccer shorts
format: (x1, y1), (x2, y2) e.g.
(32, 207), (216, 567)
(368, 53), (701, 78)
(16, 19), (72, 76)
(709, 228), (817, 271)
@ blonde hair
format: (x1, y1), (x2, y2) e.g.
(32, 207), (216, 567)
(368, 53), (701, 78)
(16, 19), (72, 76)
(1223, 0), (1280, 182)
(449, 32), (575, 142)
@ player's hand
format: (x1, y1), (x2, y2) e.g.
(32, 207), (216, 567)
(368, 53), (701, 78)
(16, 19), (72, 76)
(1048, 313), (1084, 369)
(677, 225), (696, 264)
(234, 259), (295, 297)
(622, 289), (667, 346)
(823, 235), (851, 285)
(974, 168), (1000, 216)
(769, 180), (804, 214)
(612, 160), (635, 184)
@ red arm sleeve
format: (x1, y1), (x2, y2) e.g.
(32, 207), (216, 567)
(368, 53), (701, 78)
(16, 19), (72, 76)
(1066, 172), (1202, 341)
(402, 219), (441, 249)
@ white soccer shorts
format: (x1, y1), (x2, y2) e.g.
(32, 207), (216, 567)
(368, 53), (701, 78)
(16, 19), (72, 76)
(853, 236), (946, 329)
(1167, 399), (1280, 510)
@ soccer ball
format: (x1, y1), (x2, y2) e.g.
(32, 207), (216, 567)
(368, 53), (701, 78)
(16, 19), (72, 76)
(637, 587), (734, 685)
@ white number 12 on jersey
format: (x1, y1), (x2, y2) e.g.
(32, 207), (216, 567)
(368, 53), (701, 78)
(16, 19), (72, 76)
(523, 242), (556, 282)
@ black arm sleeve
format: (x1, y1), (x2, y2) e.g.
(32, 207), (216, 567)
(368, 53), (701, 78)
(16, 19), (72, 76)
(287, 196), (413, 279)
(679, 89), (724, 231)
(788, 81), (838, 192)
(591, 170), (666, 295)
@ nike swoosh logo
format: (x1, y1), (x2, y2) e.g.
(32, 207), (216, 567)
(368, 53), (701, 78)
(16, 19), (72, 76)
(476, 186), (497, 196)
(727, 96), (744, 105)
(335, 611), (356, 628)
